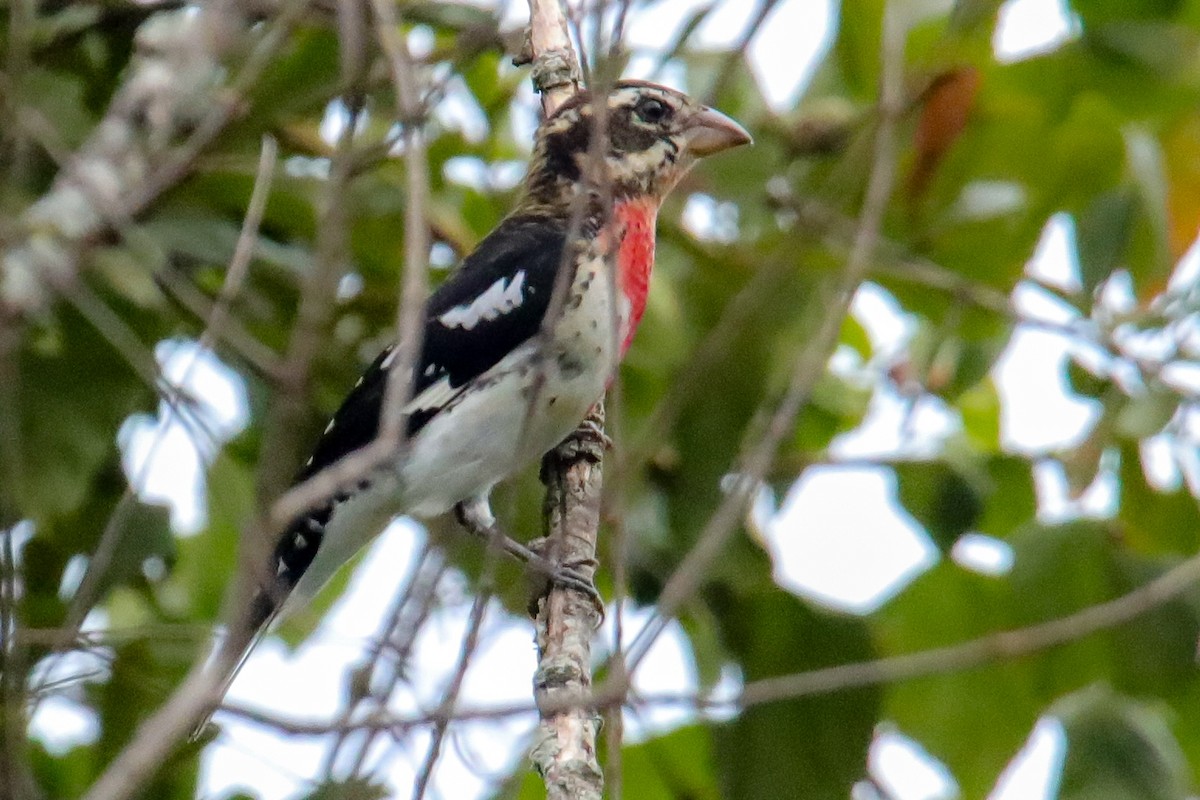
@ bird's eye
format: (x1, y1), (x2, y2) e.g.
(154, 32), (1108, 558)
(635, 98), (670, 125)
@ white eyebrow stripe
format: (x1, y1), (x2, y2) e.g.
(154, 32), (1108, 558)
(437, 271), (525, 330)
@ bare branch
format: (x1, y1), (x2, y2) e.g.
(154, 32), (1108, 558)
(526, 0), (582, 115)
(322, 545), (448, 779)
(0, 1), (304, 315)
(370, 0), (431, 449)
(80, 657), (232, 800)
(220, 543), (1200, 734)
(412, 583), (493, 799)
(531, 406), (605, 800)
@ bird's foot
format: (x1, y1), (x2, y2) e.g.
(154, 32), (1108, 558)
(454, 497), (604, 621)
(525, 537), (605, 622)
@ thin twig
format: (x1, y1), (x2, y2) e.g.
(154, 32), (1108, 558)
(218, 543), (1200, 732)
(323, 545), (447, 779)
(370, 0), (431, 447)
(411, 579), (494, 799)
(36, 137), (279, 703)
(153, 269), (282, 379)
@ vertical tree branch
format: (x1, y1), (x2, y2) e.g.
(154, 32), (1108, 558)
(526, 0), (581, 116)
(532, 405), (605, 800)
(521, 0), (605, 796)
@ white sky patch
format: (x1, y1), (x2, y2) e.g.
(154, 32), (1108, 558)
(744, 0), (834, 107)
(994, 324), (1101, 454)
(1025, 212), (1080, 292)
(626, 0), (832, 109)
(431, 241), (458, 269)
(30, 696), (100, 755)
(58, 554), (88, 600)
(337, 271), (364, 301)
(1033, 458), (1119, 522)
(954, 180), (1027, 222)
(444, 156), (490, 189)
(443, 156), (526, 192)
(994, 216), (1102, 454)
(870, 727), (959, 800)
(603, 603), (706, 741)
(438, 270), (525, 329)
(840, 284), (962, 460)
(319, 98), (369, 146)
(1169, 234), (1200, 290)
(682, 193), (740, 243)
(766, 466), (938, 614)
(118, 340), (248, 533)
(951, 533), (1015, 577)
(989, 717), (1066, 800)
(407, 25), (436, 60)
(436, 77), (491, 143)
(852, 282), (916, 355)
(994, 0), (1078, 62)
(1141, 434), (1183, 491)
(833, 388), (960, 459)
(28, 610), (111, 755)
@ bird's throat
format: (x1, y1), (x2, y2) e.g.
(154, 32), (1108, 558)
(613, 197), (658, 356)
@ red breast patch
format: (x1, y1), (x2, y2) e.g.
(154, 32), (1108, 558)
(613, 197), (657, 356)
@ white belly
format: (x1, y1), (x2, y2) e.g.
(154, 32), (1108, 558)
(398, 337), (609, 516)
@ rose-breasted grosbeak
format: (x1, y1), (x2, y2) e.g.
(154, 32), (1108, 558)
(207, 81), (749, 709)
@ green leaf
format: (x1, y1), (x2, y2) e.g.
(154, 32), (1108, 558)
(1076, 189), (1136, 295)
(1066, 356), (1112, 398)
(957, 379), (1002, 452)
(87, 496), (174, 601)
(894, 461), (982, 550)
(1117, 442), (1200, 555)
(92, 639), (204, 798)
(169, 454), (253, 621)
(711, 587), (879, 799)
(1055, 685), (1190, 800)
(832, 0), (885, 99)
(30, 741), (93, 799)
(1090, 21), (1198, 76)
(17, 311), (150, 520)
(876, 519), (1200, 796)
(609, 726), (720, 800)
(1124, 126), (1175, 299)
(298, 779), (390, 800)
(1115, 388), (1179, 440)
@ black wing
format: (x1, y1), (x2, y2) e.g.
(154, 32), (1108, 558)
(264, 214), (566, 601)
(297, 213), (567, 484)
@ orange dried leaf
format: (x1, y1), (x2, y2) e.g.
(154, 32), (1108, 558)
(907, 67), (982, 205)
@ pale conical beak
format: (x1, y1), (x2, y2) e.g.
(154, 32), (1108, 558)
(683, 107), (753, 156)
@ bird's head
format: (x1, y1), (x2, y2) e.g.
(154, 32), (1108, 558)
(522, 80), (752, 212)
